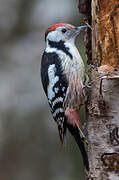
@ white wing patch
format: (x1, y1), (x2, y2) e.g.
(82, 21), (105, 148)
(48, 64), (59, 100)
(52, 97), (63, 108)
(54, 87), (59, 93)
(53, 108), (64, 118)
(62, 87), (65, 92)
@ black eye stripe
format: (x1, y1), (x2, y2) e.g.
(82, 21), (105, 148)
(61, 28), (67, 33)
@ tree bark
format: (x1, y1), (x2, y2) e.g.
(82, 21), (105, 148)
(79, 0), (119, 179)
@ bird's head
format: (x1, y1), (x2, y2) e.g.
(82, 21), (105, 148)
(45, 23), (87, 43)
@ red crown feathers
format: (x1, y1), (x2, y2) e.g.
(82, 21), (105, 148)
(45, 23), (65, 41)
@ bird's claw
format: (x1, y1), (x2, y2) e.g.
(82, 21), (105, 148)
(87, 64), (98, 71)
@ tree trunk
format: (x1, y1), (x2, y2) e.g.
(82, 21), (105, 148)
(79, 0), (119, 179)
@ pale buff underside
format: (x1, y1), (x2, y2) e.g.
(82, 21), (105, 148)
(62, 55), (85, 110)
(64, 71), (85, 109)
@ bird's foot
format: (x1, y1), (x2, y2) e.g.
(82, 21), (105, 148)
(87, 64), (98, 71)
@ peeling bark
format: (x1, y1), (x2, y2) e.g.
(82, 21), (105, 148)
(92, 0), (119, 69)
(79, 0), (119, 179)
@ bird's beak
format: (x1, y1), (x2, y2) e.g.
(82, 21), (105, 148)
(71, 25), (88, 38)
(75, 25), (88, 31)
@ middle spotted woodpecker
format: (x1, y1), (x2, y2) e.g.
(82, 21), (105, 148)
(41, 23), (89, 171)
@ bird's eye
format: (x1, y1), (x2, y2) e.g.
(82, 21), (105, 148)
(61, 28), (67, 33)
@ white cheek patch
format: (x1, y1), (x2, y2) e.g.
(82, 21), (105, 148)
(47, 30), (64, 42)
(48, 64), (59, 100)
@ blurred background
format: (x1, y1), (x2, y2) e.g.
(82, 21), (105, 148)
(0, 0), (86, 179)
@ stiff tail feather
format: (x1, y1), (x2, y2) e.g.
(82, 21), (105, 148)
(67, 124), (89, 171)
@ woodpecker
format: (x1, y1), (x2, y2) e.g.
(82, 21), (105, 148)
(41, 23), (89, 171)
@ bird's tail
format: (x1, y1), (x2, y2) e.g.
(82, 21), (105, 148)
(67, 124), (89, 171)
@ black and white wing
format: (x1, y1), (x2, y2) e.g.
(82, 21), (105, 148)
(41, 52), (68, 143)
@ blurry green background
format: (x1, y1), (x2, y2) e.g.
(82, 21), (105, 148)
(0, 0), (86, 179)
